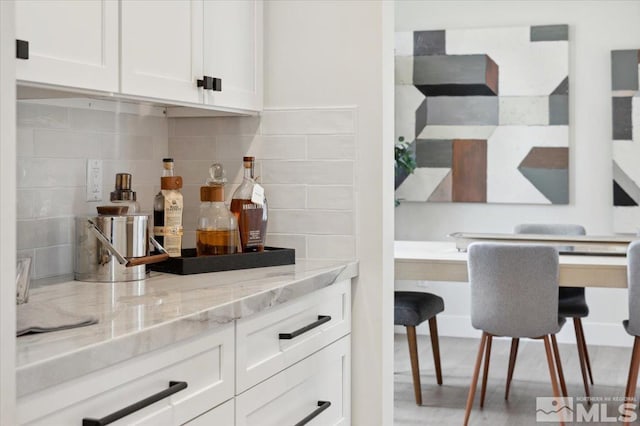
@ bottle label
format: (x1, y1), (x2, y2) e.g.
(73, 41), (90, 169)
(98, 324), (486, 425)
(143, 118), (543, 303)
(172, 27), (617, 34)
(251, 184), (265, 205)
(164, 192), (184, 257)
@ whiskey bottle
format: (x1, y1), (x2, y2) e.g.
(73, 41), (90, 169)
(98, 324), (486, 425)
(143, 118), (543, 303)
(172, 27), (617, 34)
(196, 164), (239, 256)
(153, 158), (183, 257)
(230, 157), (268, 252)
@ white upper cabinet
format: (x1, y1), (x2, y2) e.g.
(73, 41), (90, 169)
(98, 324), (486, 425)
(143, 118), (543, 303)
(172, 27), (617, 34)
(120, 0), (204, 104)
(15, 0), (118, 92)
(121, 0), (263, 113)
(203, 0), (263, 112)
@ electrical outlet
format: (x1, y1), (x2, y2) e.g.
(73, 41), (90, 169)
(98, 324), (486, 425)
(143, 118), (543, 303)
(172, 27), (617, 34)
(86, 159), (102, 201)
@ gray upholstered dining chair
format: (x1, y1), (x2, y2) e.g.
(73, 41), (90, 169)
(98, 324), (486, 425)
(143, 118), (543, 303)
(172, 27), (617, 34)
(394, 291), (444, 405)
(512, 223), (593, 399)
(623, 240), (640, 426)
(464, 243), (566, 426)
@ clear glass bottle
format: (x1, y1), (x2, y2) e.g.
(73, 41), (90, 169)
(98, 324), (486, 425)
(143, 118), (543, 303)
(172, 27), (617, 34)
(196, 164), (239, 256)
(230, 156), (268, 252)
(153, 158), (183, 257)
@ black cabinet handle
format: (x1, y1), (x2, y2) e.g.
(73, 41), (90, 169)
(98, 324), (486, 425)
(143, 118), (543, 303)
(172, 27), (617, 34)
(82, 381), (187, 426)
(16, 39), (29, 60)
(294, 401), (332, 426)
(279, 315), (331, 340)
(197, 76), (214, 90)
(197, 76), (222, 91)
(211, 77), (222, 91)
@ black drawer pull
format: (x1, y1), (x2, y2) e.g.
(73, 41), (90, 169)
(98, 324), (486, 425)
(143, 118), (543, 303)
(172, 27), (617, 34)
(16, 39), (29, 59)
(82, 381), (187, 426)
(294, 401), (332, 426)
(279, 315), (331, 340)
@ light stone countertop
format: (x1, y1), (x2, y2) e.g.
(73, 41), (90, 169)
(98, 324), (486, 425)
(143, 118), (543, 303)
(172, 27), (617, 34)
(16, 259), (358, 397)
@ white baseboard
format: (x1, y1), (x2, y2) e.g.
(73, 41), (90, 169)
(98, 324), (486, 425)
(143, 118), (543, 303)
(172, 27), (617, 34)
(395, 314), (634, 348)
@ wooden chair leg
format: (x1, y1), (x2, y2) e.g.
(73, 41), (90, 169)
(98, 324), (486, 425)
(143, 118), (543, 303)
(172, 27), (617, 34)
(573, 318), (591, 398)
(464, 332), (488, 426)
(576, 318), (594, 385)
(551, 334), (568, 397)
(406, 325), (422, 405)
(624, 337), (640, 426)
(505, 338), (519, 400)
(543, 335), (565, 426)
(428, 316), (443, 385)
(480, 335), (493, 408)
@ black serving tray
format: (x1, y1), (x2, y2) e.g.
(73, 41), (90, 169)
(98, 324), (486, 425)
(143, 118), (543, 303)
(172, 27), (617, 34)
(148, 247), (295, 275)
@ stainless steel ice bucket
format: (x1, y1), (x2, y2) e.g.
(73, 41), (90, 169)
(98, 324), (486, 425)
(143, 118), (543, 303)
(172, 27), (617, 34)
(74, 214), (168, 282)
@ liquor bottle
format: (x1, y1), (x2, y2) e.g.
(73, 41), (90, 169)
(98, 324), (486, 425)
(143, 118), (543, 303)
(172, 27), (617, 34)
(230, 156), (268, 252)
(197, 164), (239, 256)
(153, 158), (183, 257)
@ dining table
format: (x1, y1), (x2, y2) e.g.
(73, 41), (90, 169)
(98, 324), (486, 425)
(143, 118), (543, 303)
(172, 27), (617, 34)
(395, 240), (629, 288)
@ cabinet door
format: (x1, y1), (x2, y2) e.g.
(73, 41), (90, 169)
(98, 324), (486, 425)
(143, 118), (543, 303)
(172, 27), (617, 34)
(15, 0), (118, 92)
(203, 0), (263, 112)
(121, 0), (203, 104)
(236, 336), (351, 426)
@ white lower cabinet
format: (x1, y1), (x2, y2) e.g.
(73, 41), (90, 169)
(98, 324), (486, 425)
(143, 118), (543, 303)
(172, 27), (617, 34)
(236, 336), (350, 426)
(17, 324), (234, 425)
(17, 281), (351, 426)
(184, 398), (234, 425)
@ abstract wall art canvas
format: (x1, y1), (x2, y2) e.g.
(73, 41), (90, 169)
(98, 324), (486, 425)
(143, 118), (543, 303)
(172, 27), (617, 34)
(611, 49), (640, 233)
(395, 25), (570, 204)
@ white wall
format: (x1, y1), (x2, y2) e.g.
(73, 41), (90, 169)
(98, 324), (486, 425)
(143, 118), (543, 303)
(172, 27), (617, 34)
(265, 1), (393, 424)
(395, 0), (640, 347)
(0, 1), (17, 423)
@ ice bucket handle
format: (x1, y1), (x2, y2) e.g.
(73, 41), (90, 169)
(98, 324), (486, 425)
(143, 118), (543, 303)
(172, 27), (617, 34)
(87, 219), (170, 267)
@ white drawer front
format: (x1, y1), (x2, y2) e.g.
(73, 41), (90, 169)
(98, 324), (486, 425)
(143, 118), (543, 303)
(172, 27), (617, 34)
(185, 398), (234, 425)
(18, 324), (234, 426)
(236, 335), (350, 426)
(236, 280), (351, 392)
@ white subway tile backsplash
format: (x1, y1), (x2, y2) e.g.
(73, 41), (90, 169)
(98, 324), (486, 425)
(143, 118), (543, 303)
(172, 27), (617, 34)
(261, 109), (355, 135)
(168, 137), (216, 161)
(34, 245), (73, 279)
(167, 106), (357, 262)
(254, 135), (306, 160)
(118, 114), (168, 136)
(307, 186), (354, 210)
(17, 158), (86, 188)
(17, 218), (72, 251)
(214, 135), (260, 160)
(169, 116), (261, 137)
(18, 188), (86, 219)
(69, 108), (118, 132)
(17, 128), (34, 157)
(261, 184), (306, 209)
(103, 160), (158, 186)
(17, 102), (169, 282)
(268, 210), (353, 234)
(261, 160), (354, 185)
(17, 103), (69, 129)
(101, 134), (154, 160)
(307, 235), (355, 259)
(34, 129), (101, 158)
(265, 234), (307, 258)
(307, 135), (355, 160)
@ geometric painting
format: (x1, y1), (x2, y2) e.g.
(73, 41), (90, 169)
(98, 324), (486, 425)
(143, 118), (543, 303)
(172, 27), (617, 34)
(395, 25), (570, 204)
(611, 49), (640, 233)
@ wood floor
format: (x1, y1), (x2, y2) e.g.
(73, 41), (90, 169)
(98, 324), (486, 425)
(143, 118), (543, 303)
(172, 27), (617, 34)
(394, 334), (635, 425)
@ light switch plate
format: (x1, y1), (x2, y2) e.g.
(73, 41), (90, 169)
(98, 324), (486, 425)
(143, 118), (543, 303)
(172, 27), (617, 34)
(86, 159), (102, 201)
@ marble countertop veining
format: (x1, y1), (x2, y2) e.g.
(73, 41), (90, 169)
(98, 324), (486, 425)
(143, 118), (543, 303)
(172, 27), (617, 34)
(16, 259), (358, 397)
